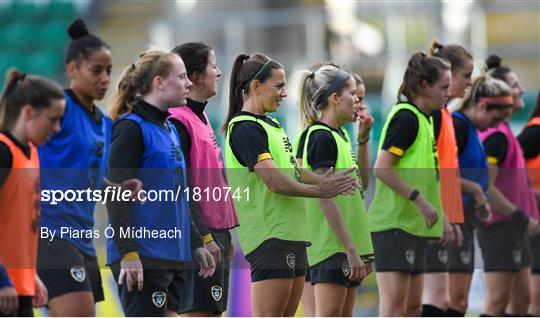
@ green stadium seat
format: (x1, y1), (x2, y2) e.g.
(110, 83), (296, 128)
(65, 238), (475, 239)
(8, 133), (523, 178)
(26, 51), (61, 78)
(46, 1), (77, 23)
(4, 22), (35, 51)
(38, 21), (71, 49)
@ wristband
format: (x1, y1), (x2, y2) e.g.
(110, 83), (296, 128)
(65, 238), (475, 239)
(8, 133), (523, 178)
(358, 135), (370, 145)
(511, 209), (529, 230)
(202, 233), (214, 245)
(122, 251), (140, 261)
(408, 189), (420, 201)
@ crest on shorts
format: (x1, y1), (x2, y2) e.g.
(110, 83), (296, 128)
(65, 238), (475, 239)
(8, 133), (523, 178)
(211, 285), (223, 302)
(342, 262), (351, 277)
(286, 253), (295, 269)
(460, 251), (471, 265)
(438, 249), (448, 264)
(70, 266), (86, 283)
(405, 250), (415, 265)
(152, 291), (166, 308)
(512, 250), (522, 264)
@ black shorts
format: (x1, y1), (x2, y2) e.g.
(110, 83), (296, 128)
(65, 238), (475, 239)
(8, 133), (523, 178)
(477, 221), (532, 272)
(110, 256), (185, 316)
(448, 217), (476, 273)
(531, 234), (540, 274)
(179, 230), (232, 314)
(309, 253), (360, 288)
(371, 229), (427, 274)
(245, 238), (308, 283)
(37, 238), (104, 302)
(0, 296), (33, 317)
(423, 240), (450, 273)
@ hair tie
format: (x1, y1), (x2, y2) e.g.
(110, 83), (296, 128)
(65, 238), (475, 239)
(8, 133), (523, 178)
(15, 73), (27, 86)
(308, 71), (315, 79)
(131, 63), (136, 71)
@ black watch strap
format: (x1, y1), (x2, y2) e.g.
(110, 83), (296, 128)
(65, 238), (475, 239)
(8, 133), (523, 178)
(408, 189), (420, 201)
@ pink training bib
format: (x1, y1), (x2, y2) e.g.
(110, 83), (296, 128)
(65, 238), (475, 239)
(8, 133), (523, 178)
(169, 106), (239, 229)
(479, 122), (539, 224)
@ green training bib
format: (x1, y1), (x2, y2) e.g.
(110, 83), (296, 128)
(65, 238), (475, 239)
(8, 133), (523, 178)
(225, 114), (308, 255)
(297, 124), (374, 266)
(368, 103), (443, 238)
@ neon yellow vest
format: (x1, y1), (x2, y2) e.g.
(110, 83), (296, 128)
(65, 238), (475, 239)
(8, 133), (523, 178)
(368, 103), (443, 238)
(298, 124), (374, 266)
(225, 115), (308, 255)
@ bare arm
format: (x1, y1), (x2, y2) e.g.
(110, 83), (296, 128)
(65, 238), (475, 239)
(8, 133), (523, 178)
(356, 111), (373, 188)
(486, 164), (516, 215)
(373, 150), (438, 228)
(254, 159), (356, 198)
(373, 150), (415, 199)
(356, 141), (370, 189)
(314, 167), (367, 281)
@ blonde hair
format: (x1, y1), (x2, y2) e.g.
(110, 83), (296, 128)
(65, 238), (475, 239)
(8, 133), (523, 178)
(297, 65), (351, 128)
(459, 74), (512, 111)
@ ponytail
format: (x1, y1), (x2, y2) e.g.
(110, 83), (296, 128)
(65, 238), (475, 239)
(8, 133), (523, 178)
(109, 50), (175, 121)
(0, 68), (64, 131)
(222, 53), (283, 134)
(296, 64), (352, 128)
(222, 54), (250, 133)
(298, 70), (319, 128)
(398, 52), (451, 102)
(428, 39), (472, 73)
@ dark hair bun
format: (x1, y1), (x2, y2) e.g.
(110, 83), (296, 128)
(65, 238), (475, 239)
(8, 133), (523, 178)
(486, 54), (502, 70)
(67, 19), (90, 41)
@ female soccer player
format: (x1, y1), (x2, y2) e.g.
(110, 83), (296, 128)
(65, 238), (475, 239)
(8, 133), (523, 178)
(36, 19), (112, 316)
(168, 42), (239, 316)
(106, 49), (215, 317)
(451, 74), (515, 316)
(0, 69), (65, 316)
(224, 53), (357, 316)
(369, 52), (450, 316)
(422, 41), (473, 316)
(478, 55), (540, 316)
(295, 65), (374, 316)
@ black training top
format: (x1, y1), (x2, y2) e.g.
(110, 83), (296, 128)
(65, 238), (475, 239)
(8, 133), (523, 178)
(228, 111), (279, 172)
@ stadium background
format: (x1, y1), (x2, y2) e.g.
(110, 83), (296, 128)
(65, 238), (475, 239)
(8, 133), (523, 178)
(1, 0), (538, 316)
